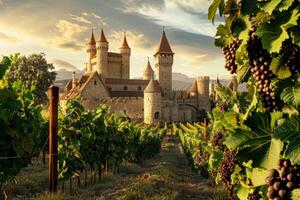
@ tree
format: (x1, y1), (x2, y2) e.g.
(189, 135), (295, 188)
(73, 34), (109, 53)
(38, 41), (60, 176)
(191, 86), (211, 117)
(6, 53), (56, 105)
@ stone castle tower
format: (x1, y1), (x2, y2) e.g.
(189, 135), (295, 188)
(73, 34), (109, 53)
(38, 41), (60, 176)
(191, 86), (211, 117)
(95, 29), (109, 77)
(144, 80), (162, 124)
(154, 30), (174, 99)
(196, 76), (210, 110)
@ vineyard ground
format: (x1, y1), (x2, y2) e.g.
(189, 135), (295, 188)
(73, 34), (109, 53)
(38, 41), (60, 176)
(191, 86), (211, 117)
(9, 135), (226, 200)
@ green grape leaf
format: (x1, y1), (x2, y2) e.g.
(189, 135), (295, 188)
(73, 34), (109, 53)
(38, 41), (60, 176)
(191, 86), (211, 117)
(225, 112), (283, 169)
(280, 82), (300, 108)
(249, 167), (268, 187)
(209, 0), (223, 23)
(274, 115), (300, 164)
(215, 24), (232, 47)
(291, 189), (300, 199)
(270, 56), (291, 79)
(232, 16), (251, 46)
(256, 8), (300, 53)
(258, 0), (282, 15)
(277, 0), (295, 11)
(237, 62), (251, 83)
(256, 21), (289, 53)
(236, 186), (250, 200)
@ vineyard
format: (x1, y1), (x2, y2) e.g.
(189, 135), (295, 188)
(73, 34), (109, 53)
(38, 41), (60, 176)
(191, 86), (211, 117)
(1, 0), (300, 200)
(172, 0), (300, 199)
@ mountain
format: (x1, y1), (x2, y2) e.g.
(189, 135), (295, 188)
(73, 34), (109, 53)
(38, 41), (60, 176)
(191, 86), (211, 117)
(55, 69), (84, 81)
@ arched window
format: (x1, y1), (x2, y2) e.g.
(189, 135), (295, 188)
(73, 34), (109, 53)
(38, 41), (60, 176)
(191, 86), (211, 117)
(94, 80), (97, 85)
(124, 86), (128, 91)
(154, 112), (159, 119)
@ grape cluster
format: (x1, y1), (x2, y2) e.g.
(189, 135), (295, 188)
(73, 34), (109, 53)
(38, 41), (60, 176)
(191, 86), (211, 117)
(219, 150), (236, 200)
(248, 26), (281, 112)
(223, 39), (242, 74)
(265, 159), (300, 200)
(211, 132), (225, 151)
(247, 190), (262, 200)
(281, 41), (300, 81)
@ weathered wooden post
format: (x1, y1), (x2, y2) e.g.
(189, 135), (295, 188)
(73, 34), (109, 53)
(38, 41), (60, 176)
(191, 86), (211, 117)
(48, 86), (59, 192)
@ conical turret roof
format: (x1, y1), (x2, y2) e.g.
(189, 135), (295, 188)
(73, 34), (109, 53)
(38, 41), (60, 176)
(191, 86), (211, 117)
(143, 59), (154, 75)
(87, 30), (96, 45)
(144, 80), (161, 93)
(154, 30), (174, 56)
(98, 28), (108, 43)
(189, 80), (198, 93)
(120, 32), (130, 49)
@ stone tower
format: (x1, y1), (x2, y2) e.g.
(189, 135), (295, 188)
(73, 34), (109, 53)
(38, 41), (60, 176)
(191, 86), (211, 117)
(228, 75), (238, 92)
(196, 76), (210, 111)
(144, 80), (162, 124)
(86, 30), (96, 72)
(154, 30), (174, 99)
(143, 58), (154, 80)
(96, 29), (108, 77)
(119, 32), (131, 79)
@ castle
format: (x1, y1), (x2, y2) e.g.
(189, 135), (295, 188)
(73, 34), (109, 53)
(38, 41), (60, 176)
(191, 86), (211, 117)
(61, 28), (232, 124)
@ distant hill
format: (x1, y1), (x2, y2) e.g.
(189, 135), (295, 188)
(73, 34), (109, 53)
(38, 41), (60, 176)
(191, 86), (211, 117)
(55, 70), (246, 92)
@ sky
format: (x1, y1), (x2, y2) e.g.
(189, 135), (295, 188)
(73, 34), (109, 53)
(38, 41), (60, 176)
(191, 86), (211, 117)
(0, 0), (229, 79)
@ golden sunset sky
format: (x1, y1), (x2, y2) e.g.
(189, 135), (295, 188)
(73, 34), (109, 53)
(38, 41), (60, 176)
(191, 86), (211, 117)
(0, 0), (228, 79)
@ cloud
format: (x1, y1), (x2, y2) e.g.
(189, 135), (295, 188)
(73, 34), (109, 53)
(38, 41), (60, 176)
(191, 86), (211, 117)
(90, 13), (107, 26)
(50, 19), (88, 51)
(122, 0), (165, 13)
(52, 59), (78, 71)
(70, 14), (92, 24)
(108, 30), (153, 50)
(0, 32), (18, 42)
(170, 0), (223, 22)
(49, 12), (107, 51)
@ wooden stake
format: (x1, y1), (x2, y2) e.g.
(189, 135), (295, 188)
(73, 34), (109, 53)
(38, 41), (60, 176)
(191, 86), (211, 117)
(48, 86), (59, 192)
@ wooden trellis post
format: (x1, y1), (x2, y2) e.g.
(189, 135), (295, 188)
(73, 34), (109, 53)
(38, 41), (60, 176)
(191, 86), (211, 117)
(48, 86), (59, 192)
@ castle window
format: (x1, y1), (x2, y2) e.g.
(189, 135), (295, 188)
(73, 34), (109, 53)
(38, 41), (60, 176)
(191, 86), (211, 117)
(94, 80), (97, 85)
(154, 112), (160, 119)
(138, 86), (142, 91)
(124, 86), (128, 91)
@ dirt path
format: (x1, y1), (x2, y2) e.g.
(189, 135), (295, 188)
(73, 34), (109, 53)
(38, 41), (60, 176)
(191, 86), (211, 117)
(96, 134), (213, 200)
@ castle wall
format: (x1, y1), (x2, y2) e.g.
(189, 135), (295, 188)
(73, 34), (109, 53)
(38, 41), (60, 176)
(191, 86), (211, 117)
(106, 97), (144, 121)
(107, 59), (122, 78)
